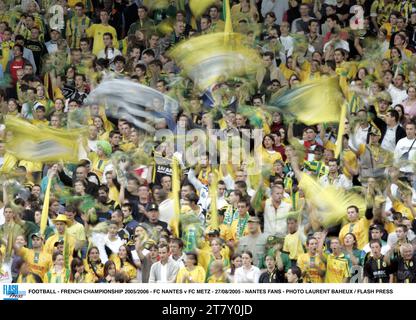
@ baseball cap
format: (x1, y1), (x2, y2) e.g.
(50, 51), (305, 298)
(31, 232), (43, 240)
(369, 224), (383, 231)
(248, 216), (260, 223)
(207, 229), (220, 236)
(147, 203), (159, 211)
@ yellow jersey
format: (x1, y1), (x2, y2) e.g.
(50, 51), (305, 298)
(86, 24), (118, 55)
(176, 266), (206, 283)
(16, 273), (42, 283)
(17, 247), (52, 278)
(207, 273), (230, 283)
(111, 255), (137, 281)
(199, 247), (231, 280)
(324, 252), (350, 283)
(83, 260), (104, 283)
(339, 217), (372, 250)
(283, 231), (305, 260)
(297, 252), (326, 283)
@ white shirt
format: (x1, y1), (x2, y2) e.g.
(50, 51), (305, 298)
(104, 235), (126, 257)
(263, 198), (292, 237)
(319, 173), (352, 190)
(0, 207), (4, 226)
(279, 35), (294, 64)
(234, 266), (261, 283)
(158, 198), (174, 225)
(169, 253), (186, 269)
(350, 125), (370, 150)
(88, 139), (98, 152)
(160, 262), (168, 283)
(261, 0), (289, 24)
(381, 125), (398, 153)
(387, 84), (408, 106)
(394, 137), (416, 173)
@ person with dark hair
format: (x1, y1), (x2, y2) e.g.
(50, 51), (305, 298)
(169, 238), (186, 267)
(15, 260), (43, 283)
(319, 158), (352, 189)
(66, 2), (91, 49)
(83, 246), (104, 283)
(176, 251), (206, 283)
(259, 255), (283, 283)
(339, 205), (374, 250)
(368, 107), (405, 153)
(14, 232), (51, 280)
(234, 250), (261, 283)
(149, 243), (180, 283)
(97, 32), (122, 68)
(86, 10), (118, 56)
(97, 260), (116, 283)
(43, 252), (70, 283)
(6, 44), (30, 84)
(297, 236), (326, 283)
(363, 239), (393, 283)
(127, 5), (156, 37)
(69, 257), (86, 283)
(230, 198), (251, 242)
(286, 265), (302, 283)
(110, 244), (137, 282)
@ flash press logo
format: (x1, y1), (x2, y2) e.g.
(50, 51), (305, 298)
(3, 285), (27, 300)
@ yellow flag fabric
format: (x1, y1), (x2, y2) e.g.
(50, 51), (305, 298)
(209, 170), (219, 230)
(5, 117), (83, 163)
(190, 0), (216, 17)
(224, 0), (233, 34)
(270, 77), (344, 125)
(40, 177), (52, 237)
(171, 157), (181, 238)
(335, 103), (347, 159)
(299, 173), (366, 228)
(169, 32), (262, 90)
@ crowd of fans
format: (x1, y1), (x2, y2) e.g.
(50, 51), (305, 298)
(0, 0), (416, 284)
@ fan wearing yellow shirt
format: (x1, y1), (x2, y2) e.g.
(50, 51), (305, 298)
(297, 237), (326, 283)
(0, 28), (14, 70)
(198, 238), (231, 281)
(44, 252), (71, 283)
(14, 232), (52, 279)
(83, 246), (104, 283)
(63, 206), (87, 252)
(261, 134), (283, 171)
(86, 10), (118, 55)
(44, 215), (77, 256)
(110, 245), (137, 282)
(176, 252), (206, 283)
(16, 261), (43, 283)
(339, 205), (373, 250)
(207, 260), (230, 283)
(283, 216), (305, 263)
(89, 140), (112, 181)
(230, 199), (251, 242)
(321, 237), (351, 283)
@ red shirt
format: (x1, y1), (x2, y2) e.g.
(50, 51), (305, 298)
(9, 59), (25, 83)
